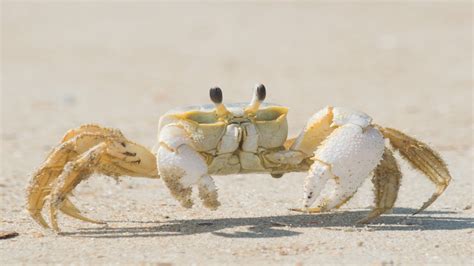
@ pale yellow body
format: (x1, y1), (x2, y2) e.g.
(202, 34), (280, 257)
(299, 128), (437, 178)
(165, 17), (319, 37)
(157, 103), (309, 176)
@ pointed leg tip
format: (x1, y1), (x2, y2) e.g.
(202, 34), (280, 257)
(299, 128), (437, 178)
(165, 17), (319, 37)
(30, 212), (51, 229)
(82, 218), (107, 225)
(51, 224), (61, 233)
(289, 208), (305, 213)
(289, 207), (324, 214)
(39, 221), (51, 229)
(412, 203), (431, 215)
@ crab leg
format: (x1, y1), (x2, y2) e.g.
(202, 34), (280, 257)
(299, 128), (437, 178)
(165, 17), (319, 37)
(27, 167), (60, 228)
(28, 124), (127, 228)
(48, 139), (157, 231)
(358, 148), (402, 223)
(378, 126), (452, 214)
(27, 125), (158, 231)
(61, 124), (124, 142)
(27, 133), (108, 228)
(59, 198), (104, 224)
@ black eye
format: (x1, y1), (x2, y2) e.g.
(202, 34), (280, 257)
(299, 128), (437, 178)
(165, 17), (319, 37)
(210, 87), (223, 104)
(256, 84), (266, 101)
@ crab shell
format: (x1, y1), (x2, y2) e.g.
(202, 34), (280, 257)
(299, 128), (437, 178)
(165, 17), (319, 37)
(157, 103), (290, 175)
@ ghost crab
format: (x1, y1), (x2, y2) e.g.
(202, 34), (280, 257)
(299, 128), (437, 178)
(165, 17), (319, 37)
(27, 84), (451, 231)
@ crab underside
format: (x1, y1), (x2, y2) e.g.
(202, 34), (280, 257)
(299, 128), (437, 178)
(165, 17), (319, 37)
(27, 85), (451, 232)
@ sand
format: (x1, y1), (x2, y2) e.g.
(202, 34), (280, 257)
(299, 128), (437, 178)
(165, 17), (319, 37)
(1, 2), (473, 265)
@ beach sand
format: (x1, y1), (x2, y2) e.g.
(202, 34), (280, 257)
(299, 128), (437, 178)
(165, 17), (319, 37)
(1, 2), (472, 265)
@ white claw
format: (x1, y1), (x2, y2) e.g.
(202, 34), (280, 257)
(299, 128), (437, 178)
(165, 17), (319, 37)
(303, 162), (332, 208)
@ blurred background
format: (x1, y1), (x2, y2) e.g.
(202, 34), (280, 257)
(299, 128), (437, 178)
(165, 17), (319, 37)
(1, 1), (472, 264)
(2, 2), (471, 144)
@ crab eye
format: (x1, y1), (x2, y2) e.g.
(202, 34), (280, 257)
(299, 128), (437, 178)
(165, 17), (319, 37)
(255, 84), (266, 101)
(209, 86), (231, 117)
(209, 87), (223, 104)
(245, 83), (266, 114)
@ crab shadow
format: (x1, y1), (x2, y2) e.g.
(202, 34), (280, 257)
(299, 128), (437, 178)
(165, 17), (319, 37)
(61, 207), (473, 239)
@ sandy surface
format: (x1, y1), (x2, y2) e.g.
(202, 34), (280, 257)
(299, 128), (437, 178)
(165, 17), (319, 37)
(1, 2), (473, 265)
